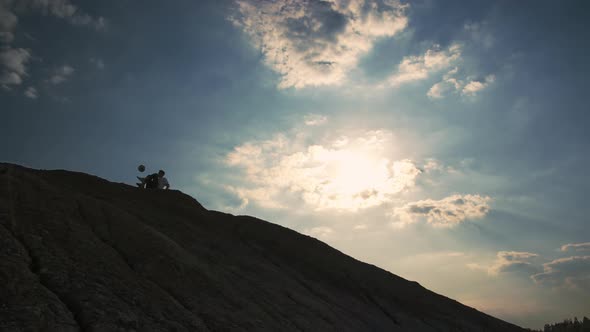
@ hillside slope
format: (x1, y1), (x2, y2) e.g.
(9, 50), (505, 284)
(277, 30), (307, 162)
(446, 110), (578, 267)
(0, 163), (526, 331)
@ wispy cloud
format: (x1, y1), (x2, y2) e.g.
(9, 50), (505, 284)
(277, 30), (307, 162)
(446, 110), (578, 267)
(388, 44), (462, 86)
(1, 0), (104, 93)
(89, 57), (105, 70)
(14, 0), (106, 30)
(532, 256), (590, 290)
(464, 21), (494, 49)
(24, 86), (37, 98)
(393, 194), (491, 227)
(427, 77), (461, 99)
(0, 3), (18, 43)
(304, 114), (328, 126)
(469, 244), (590, 292)
(427, 69), (495, 99)
(561, 242), (590, 252)
(486, 251), (541, 276)
(305, 226), (334, 239)
(49, 65), (74, 84)
(231, 0), (408, 89)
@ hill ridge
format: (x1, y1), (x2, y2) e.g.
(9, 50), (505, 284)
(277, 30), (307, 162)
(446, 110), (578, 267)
(0, 163), (526, 331)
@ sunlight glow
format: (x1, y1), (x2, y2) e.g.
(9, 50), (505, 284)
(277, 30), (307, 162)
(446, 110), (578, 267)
(226, 130), (421, 211)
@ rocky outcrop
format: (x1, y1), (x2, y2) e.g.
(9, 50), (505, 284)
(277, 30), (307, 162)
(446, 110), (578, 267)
(0, 163), (526, 331)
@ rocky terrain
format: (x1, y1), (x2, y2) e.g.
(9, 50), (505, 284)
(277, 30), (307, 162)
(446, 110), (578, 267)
(0, 163), (527, 331)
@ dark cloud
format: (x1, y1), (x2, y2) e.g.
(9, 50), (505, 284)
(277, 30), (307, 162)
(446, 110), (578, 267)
(486, 251), (540, 275)
(0, 47), (30, 87)
(560, 242), (590, 252)
(284, 1), (347, 45)
(408, 204), (434, 214)
(496, 261), (540, 275)
(531, 256), (590, 290)
(395, 194), (490, 227)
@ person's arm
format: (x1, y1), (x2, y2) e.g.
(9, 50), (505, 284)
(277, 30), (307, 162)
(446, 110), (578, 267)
(163, 178), (170, 190)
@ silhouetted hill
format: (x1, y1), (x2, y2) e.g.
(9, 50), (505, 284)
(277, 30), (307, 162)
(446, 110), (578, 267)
(0, 163), (527, 331)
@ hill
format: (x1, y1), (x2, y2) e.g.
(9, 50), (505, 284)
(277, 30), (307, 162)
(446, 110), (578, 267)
(0, 163), (526, 331)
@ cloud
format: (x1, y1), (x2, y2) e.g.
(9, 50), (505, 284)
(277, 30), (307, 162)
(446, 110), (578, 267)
(231, 0), (408, 89)
(560, 242), (590, 252)
(304, 114), (328, 126)
(13, 0), (106, 30)
(427, 77), (461, 99)
(426, 67), (461, 99)
(427, 67), (495, 100)
(225, 126), (421, 211)
(462, 74), (495, 96)
(89, 57), (105, 70)
(305, 226), (334, 239)
(0, 47), (31, 87)
(353, 224), (368, 230)
(23, 86), (37, 98)
(470, 246), (590, 290)
(532, 256), (590, 290)
(0, 3), (18, 43)
(486, 251), (541, 276)
(0, 0), (106, 38)
(388, 44), (461, 86)
(393, 194), (491, 227)
(464, 21), (494, 49)
(49, 65), (74, 84)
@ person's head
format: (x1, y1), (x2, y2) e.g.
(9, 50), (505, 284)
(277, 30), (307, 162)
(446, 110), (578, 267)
(158, 170), (165, 177)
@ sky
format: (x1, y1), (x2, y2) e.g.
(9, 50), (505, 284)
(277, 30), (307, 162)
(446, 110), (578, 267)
(1, 0), (589, 328)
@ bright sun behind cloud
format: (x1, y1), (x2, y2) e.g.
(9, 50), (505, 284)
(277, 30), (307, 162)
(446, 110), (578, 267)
(225, 127), (422, 211)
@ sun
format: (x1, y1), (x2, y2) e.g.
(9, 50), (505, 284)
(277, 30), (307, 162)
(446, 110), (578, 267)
(329, 150), (390, 195)
(308, 146), (403, 211)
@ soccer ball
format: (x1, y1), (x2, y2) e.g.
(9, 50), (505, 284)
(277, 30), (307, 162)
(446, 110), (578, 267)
(138, 164), (146, 172)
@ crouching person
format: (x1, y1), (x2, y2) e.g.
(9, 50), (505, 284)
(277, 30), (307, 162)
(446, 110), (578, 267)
(137, 170), (170, 190)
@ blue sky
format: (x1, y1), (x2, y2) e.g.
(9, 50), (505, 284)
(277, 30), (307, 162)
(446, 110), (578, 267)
(1, 0), (589, 328)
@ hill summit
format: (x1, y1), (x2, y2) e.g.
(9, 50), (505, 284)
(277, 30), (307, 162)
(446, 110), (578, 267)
(0, 163), (526, 331)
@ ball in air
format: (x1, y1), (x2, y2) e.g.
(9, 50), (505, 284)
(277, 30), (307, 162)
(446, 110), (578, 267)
(138, 164), (146, 172)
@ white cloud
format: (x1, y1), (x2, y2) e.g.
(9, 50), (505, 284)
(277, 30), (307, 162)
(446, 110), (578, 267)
(427, 69), (495, 99)
(231, 0), (408, 89)
(427, 77), (460, 99)
(393, 194), (491, 227)
(532, 256), (590, 290)
(462, 74), (495, 96)
(225, 126), (421, 211)
(24, 86), (37, 98)
(0, 47), (31, 87)
(49, 64), (74, 84)
(304, 114), (328, 126)
(388, 44), (461, 86)
(561, 242), (590, 252)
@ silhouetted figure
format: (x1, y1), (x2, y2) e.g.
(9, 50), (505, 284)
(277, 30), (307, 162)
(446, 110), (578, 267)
(137, 170), (170, 190)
